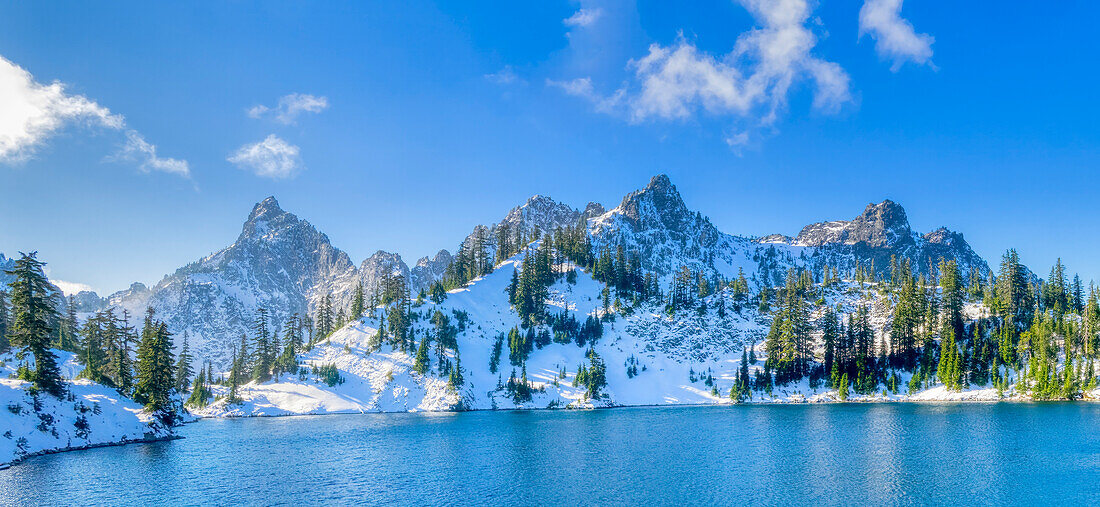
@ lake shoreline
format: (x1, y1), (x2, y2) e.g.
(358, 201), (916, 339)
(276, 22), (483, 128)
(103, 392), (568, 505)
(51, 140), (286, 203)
(0, 433), (182, 470)
(187, 392), (1100, 420)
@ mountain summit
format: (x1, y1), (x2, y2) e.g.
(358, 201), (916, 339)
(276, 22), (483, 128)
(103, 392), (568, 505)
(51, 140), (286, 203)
(793, 199), (912, 248)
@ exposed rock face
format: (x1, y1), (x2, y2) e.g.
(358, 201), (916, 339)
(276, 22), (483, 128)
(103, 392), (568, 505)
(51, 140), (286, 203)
(452, 194), (586, 266)
(106, 197), (359, 367)
(590, 174), (734, 277)
(768, 199), (989, 280)
(410, 250), (453, 291)
(582, 202), (606, 221)
(793, 200), (912, 248)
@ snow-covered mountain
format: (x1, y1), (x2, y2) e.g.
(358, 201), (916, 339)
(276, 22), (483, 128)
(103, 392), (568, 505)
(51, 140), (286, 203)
(759, 198), (990, 280)
(50, 174), (990, 371)
(193, 245), (1017, 417)
(590, 174), (785, 285)
(450, 194), (595, 268)
(106, 197), (361, 367)
(590, 175), (989, 287)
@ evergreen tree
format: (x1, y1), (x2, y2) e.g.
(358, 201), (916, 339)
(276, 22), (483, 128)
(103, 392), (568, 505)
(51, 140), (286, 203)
(175, 332), (193, 393)
(4, 252), (65, 397)
(252, 307), (273, 381)
(413, 336), (430, 375)
(79, 311), (112, 386)
(996, 249), (1034, 329)
(938, 329), (964, 391)
(185, 373), (212, 408)
(54, 295), (80, 352)
(351, 282), (365, 321)
(822, 308), (839, 381)
(134, 310), (177, 423)
(0, 290), (9, 354)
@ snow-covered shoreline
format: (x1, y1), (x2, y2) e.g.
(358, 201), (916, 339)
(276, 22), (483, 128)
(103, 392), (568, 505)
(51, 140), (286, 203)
(0, 431), (180, 471)
(0, 350), (180, 469)
(188, 381), (1100, 420)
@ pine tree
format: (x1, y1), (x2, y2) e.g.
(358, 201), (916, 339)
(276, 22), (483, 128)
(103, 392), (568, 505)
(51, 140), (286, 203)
(4, 252), (65, 397)
(114, 310), (135, 395)
(54, 295), (80, 352)
(413, 336), (430, 375)
(175, 332), (193, 393)
(938, 329), (963, 391)
(134, 310), (177, 423)
(227, 347), (243, 405)
(351, 282), (365, 321)
(252, 307), (272, 381)
(185, 373), (212, 408)
(0, 290), (10, 354)
(822, 308), (839, 381)
(997, 249), (1034, 329)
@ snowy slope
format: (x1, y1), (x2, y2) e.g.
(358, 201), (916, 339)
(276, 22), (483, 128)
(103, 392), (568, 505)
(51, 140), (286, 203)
(0, 348), (176, 469)
(0, 379), (174, 468)
(60, 174), (994, 375)
(199, 246), (1004, 417)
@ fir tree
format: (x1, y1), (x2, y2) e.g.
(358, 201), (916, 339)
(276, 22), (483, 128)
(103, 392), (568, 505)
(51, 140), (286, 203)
(4, 252), (65, 397)
(252, 307), (273, 381)
(134, 310), (177, 423)
(175, 332), (193, 393)
(413, 336), (430, 375)
(0, 290), (10, 354)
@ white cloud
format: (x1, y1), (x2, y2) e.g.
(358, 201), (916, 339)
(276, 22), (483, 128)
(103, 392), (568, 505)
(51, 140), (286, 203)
(0, 55), (188, 176)
(248, 93), (329, 124)
(228, 134), (302, 179)
(630, 0), (849, 124)
(547, 77), (596, 99)
(551, 0), (850, 133)
(117, 131), (191, 177)
(859, 0), (934, 71)
(564, 8), (603, 28)
(51, 279), (95, 296)
(485, 66), (524, 85)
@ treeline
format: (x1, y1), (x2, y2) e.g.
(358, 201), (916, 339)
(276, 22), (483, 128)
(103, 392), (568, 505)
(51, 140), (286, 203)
(739, 250), (1099, 401)
(2, 252), (183, 424)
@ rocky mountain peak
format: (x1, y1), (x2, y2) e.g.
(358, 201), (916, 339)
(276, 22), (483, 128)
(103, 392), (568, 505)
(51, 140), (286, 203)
(613, 174), (695, 234)
(582, 202), (606, 221)
(239, 196), (299, 243)
(858, 199), (910, 235)
(246, 196), (284, 223)
(794, 199), (912, 248)
(923, 226), (961, 245)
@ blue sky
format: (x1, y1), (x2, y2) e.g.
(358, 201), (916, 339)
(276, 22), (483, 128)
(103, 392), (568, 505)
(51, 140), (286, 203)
(1, 1), (1098, 294)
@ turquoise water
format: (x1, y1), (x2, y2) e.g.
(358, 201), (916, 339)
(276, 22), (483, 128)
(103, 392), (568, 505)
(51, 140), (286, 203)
(3, 403), (1100, 505)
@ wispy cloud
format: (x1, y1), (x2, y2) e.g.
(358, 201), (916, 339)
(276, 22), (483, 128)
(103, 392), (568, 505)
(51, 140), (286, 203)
(551, 0), (850, 133)
(564, 8), (602, 28)
(485, 66), (525, 85)
(859, 0), (934, 71)
(228, 134), (302, 179)
(116, 131), (191, 177)
(547, 77), (596, 100)
(51, 279), (95, 296)
(0, 55), (189, 177)
(248, 93), (329, 124)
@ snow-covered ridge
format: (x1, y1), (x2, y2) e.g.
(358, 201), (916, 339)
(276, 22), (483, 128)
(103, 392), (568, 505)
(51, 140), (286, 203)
(0, 351), (174, 468)
(192, 249), (1074, 419)
(59, 174), (992, 370)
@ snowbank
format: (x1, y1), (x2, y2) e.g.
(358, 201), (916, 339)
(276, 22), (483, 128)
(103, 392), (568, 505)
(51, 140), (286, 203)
(0, 378), (174, 468)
